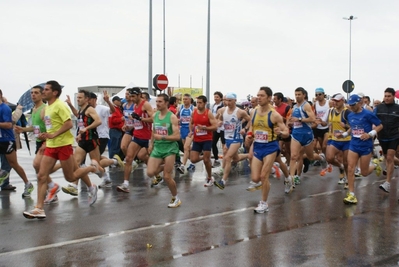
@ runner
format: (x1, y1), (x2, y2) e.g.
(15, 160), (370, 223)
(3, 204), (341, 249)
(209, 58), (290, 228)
(147, 94), (181, 207)
(211, 91), (224, 167)
(176, 93), (194, 174)
(23, 81), (101, 219)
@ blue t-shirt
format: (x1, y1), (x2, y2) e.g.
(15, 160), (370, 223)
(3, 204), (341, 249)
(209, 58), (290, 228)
(0, 103), (15, 142)
(348, 108), (381, 148)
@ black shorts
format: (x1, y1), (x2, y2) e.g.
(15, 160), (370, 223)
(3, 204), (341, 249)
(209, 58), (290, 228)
(0, 141), (16, 154)
(313, 128), (329, 139)
(35, 141), (45, 154)
(78, 139), (99, 153)
(98, 138), (109, 155)
(379, 139), (399, 155)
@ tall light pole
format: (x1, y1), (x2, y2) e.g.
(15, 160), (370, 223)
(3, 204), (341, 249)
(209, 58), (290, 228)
(205, 0), (211, 101)
(148, 0), (153, 94)
(343, 15), (357, 99)
(163, 0), (166, 74)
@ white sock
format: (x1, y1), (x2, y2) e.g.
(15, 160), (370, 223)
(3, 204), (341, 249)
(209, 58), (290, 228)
(48, 181), (55, 188)
(123, 180), (129, 186)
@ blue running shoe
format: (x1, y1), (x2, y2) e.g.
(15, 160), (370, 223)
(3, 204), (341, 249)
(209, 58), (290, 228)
(187, 164), (196, 171)
(214, 179), (225, 190)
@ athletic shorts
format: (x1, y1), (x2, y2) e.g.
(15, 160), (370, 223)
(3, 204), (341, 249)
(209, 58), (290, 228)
(378, 139), (399, 155)
(44, 145), (73, 160)
(180, 127), (190, 140)
(329, 140), (350, 151)
(291, 132), (314, 147)
(253, 141), (280, 161)
(98, 138), (109, 155)
(0, 141), (16, 154)
(132, 136), (149, 148)
(35, 141), (45, 155)
(191, 140), (212, 152)
(78, 139), (99, 153)
(150, 142), (179, 159)
(313, 128), (329, 139)
(225, 139), (243, 149)
(349, 144), (373, 157)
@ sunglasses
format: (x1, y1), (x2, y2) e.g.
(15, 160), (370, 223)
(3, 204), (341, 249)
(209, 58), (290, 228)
(315, 93), (323, 96)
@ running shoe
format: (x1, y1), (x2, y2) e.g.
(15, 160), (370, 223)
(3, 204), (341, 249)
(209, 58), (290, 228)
(338, 177), (347, 185)
(117, 183), (130, 193)
(23, 207), (46, 219)
(238, 147), (245, 154)
(0, 170), (10, 187)
(113, 155), (125, 168)
(204, 177), (214, 187)
(44, 195), (59, 205)
(254, 201), (269, 213)
(168, 197), (181, 208)
(320, 168), (327, 176)
(303, 158), (310, 173)
(246, 181), (262, 191)
(45, 183), (60, 202)
(327, 164), (333, 172)
(339, 167), (345, 179)
(343, 192), (357, 204)
(22, 182), (34, 198)
(187, 164), (196, 171)
(151, 175), (163, 187)
(272, 164), (281, 179)
(379, 181), (390, 193)
(212, 168), (224, 178)
(99, 179), (112, 188)
(284, 177), (293, 194)
(354, 168), (362, 177)
(177, 164), (185, 174)
(88, 185), (98, 206)
(214, 179), (225, 190)
(344, 183), (349, 189)
(61, 184), (78, 196)
(131, 160), (139, 173)
(373, 159), (382, 176)
(212, 160), (221, 168)
(320, 153), (327, 169)
(91, 159), (104, 178)
(293, 175), (301, 185)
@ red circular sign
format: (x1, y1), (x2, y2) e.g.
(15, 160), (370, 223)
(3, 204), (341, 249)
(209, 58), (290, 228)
(154, 74), (168, 90)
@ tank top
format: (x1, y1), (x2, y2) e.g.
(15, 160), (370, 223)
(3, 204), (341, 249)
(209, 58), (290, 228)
(291, 102), (312, 134)
(328, 108), (351, 141)
(123, 102), (135, 128)
(223, 107), (242, 140)
(31, 103), (46, 140)
(133, 100), (152, 140)
(315, 101), (329, 130)
(77, 105), (98, 141)
(192, 109), (213, 142)
(179, 105), (194, 129)
(153, 111), (174, 145)
(252, 110), (277, 143)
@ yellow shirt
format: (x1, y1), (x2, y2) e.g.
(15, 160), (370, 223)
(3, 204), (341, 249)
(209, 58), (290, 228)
(44, 98), (74, 148)
(252, 110), (277, 143)
(328, 108), (351, 141)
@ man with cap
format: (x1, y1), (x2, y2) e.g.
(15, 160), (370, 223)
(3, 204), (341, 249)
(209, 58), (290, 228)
(117, 87), (155, 193)
(325, 93), (351, 185)
(374, 88), (399, 193)
(337, 94), (383, 204)
(214, 92), (251, 190)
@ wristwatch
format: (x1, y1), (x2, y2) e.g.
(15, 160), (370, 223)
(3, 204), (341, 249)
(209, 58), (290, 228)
(299, 118), (302, 122)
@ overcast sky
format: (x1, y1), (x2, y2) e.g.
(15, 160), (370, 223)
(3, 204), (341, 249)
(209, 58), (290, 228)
(1, 0), (398, 104)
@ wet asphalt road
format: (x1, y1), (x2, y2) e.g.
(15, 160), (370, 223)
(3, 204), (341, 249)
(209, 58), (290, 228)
(0, 146), (399, 267)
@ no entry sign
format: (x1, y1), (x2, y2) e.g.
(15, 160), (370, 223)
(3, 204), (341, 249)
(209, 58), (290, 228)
(153, 74), (168, 91)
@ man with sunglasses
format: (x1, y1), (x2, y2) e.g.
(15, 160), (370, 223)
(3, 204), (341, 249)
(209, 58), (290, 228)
(336, 94), (382, 205)
(313, 88), (329, 173)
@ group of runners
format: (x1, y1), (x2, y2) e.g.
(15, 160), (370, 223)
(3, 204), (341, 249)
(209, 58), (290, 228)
(0, 81), (395, 218)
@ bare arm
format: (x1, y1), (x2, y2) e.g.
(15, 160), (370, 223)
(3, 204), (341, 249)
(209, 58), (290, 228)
(207, 111), (218, 131)
(141, 102), (154, 123)
(65, 95), (79, 117)
(302, 103), (316, 123)
(103, 91), (115, 114)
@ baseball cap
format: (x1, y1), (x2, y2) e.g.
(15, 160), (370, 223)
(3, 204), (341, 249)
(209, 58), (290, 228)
(331, 93), (345, 101)
(89, 92), (97, 99)
(357, 92), (365, 98)
(112, 96), (122, 102)
(315, 88), (325, 94)
(225, 92), (237, 100)
(128, 87), (141, 95)
(347, 94), (361, 105)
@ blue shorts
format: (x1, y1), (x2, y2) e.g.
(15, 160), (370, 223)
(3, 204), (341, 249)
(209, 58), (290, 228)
(349, 144), (372, 157)
(191, 140), (212, 152)
(132, 137), (149, 148)
(225, 139), (242, 149)
(180, 127), (190, 140)
(253, 141), (280, 161)
(291, 133), (314, 146)
(327, 139), (333, 146)
(329, 140), (350, 151)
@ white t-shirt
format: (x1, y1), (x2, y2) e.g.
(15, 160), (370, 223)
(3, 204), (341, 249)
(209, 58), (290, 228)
(315, 101), (329, 130)
(95, 105), (110, 139)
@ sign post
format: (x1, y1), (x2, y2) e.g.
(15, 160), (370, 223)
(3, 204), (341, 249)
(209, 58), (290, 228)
(153, 74), (169, 95)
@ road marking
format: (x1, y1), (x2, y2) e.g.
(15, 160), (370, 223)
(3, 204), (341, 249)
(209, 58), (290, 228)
(308, 190), (342, 197)
(0, 207), (253, 258)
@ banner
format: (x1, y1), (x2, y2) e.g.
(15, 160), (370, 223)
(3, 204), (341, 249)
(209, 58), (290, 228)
(170, 87), (203, 98)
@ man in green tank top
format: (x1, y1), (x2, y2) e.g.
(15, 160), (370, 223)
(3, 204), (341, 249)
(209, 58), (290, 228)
(147, 94), (181, 208)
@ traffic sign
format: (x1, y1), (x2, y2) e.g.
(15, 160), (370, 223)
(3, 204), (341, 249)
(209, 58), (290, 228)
(342, 80), (355, 93)
(153, 74), (168, 91)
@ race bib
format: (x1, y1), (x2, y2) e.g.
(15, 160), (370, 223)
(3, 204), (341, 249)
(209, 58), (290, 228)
(254, 130), (269, 143)
(195, 125), (207, 136)
(77, 119), (84, 130)
(33, 125), (40, 137)
(133, 119), (143, 130)
(180, 116), (190, 124)
(293, 121), (303, 128)
(224, 123), (235, 134)
(155, 126), (168, 136)
(44, 116), (52, 130)
(352, 126), (364, 138)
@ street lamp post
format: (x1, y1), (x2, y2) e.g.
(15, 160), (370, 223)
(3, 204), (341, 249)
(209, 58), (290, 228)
(343, 15), (357, 99)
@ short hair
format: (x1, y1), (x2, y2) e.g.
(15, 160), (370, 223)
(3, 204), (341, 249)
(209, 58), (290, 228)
(46, 80), (62, 97)
(259, 86), (273, 97)
(363, 96), (371, 102)
(385, 87), (395, 96)
(157, 93), (169, 103)
(78, 90), (90, 98)
(197, 95), (208, 103)
(183, 93), (191, 98)
(169, 96), (177, 105)
(213, 91), (223, 98)
(273, 92), (284, 101)
(32, 85), (44, 92)
(141, 92), (150, 100)
(295, 87), (307, 97)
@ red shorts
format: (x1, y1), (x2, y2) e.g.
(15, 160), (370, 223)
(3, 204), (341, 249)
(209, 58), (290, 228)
(44, 145), (73, 161)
